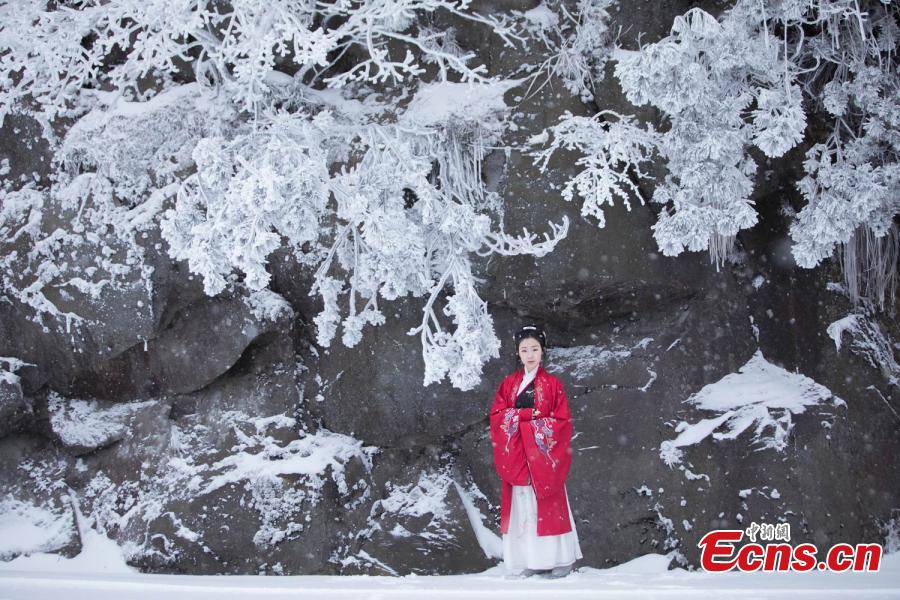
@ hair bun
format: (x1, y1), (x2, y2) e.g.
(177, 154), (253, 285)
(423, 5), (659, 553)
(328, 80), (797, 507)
(514, 325), (546, 348)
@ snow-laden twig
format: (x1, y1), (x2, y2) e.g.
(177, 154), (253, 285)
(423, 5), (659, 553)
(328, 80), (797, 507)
(527, 110), (659, 228)
(478, 216), (569, 258)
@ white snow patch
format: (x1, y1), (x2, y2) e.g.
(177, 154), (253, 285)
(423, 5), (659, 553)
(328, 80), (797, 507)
(339, 549), (398, 576)
(303, 87), (386, 120)
(87, 84), (210, 122)
(389, 524), (412, 538)
(452, 481), (502, 560)
(546, 342), (638, 380)
(659, 350), (843, 469)
(635, 485), (653, 497)
(0, 499), (74, 560)
(0, 356), (35, 385)
(521, 3), (559, 30)
(246, 289), (294, 323)
(399, 80), (516, 127)
(682, 468), (710, 482)
(377, 470), (452, 524)
(827, 312), (900, 386)
(48, 394), (156, 452)
(0, 495), (135, 574)
(203, 428), (375, 496)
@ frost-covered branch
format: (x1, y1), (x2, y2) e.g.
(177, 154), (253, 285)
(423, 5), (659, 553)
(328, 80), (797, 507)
(153, 78), (567, 390)
(0, 0), (523, 126)
(408, 258), (502, 391)
(301, 80), (568, 390)
(161, 106), (334, 296)
(527, 110), (659, 228)
(527, 0), (896, 286)
(784, 1), (900, 310)
(478, 215), (569, 258)
(512, 0), (616, 103)
(611, 4), (807, 269)
(0, 1), (569, 392)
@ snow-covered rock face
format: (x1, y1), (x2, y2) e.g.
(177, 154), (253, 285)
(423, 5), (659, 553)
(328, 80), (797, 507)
(1, 0), (899, 578)
(47, 394), (153, 455)
(657, 350), (846, 468)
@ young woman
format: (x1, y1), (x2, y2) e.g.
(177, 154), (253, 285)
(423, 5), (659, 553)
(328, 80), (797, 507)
(489, 325), (583, 578)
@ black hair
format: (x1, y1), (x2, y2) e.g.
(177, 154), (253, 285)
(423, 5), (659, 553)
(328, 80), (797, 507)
(513, 325), (547, 367)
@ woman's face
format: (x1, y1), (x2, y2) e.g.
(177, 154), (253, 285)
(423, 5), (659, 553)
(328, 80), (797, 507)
(517, 338), (543, 371)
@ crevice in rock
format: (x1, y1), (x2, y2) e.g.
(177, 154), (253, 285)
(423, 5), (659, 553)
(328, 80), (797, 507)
(219, 330), (283, 380)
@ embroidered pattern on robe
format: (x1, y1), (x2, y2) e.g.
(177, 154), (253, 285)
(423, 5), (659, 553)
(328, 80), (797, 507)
(531, 379), (557, 467)
(501, 408), (519, 454)
(532, 417), (558, 468)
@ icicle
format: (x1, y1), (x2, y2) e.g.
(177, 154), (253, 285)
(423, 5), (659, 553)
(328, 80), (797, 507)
(840, 223), (899, 313)
(708, 232), (735, 273)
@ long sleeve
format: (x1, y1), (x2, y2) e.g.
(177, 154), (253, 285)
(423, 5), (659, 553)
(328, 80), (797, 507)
(520, 376), (573, 500)
(489, 376), (530, 487)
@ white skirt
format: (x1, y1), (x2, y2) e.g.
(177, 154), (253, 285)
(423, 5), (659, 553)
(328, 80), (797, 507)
(502, 483), (583, 572)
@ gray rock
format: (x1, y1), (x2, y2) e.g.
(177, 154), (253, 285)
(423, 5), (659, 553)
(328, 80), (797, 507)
(335, 447), (497, 575)
(301, 296), (510, 449)
(0, 377), (31, 438)
(0, 434), (81, 559)
(65, 286), (291, 401)
(0, 219), (186, 398)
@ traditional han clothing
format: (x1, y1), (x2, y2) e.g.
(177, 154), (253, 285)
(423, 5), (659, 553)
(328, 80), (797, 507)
(489, 364), (583, 573)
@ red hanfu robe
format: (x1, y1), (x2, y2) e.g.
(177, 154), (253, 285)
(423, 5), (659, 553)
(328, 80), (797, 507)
(489, 365), (574, 536)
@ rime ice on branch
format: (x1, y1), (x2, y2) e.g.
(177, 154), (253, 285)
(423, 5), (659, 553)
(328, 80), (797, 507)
(528, 0), (898, 301)
(0, 0), (568, 391)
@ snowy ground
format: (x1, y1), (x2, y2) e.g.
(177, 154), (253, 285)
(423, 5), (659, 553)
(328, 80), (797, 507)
(1, 533), (899, 600)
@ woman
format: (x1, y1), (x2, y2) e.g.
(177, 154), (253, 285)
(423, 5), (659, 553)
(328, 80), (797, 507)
(489, 325), (583, 578)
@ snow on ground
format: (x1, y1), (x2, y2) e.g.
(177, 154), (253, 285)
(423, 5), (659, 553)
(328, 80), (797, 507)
(1, 504), (897, 599)
(0, 541), (898, 600)
(659, 349), (846, 471)
(3, 494), (896, 598)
